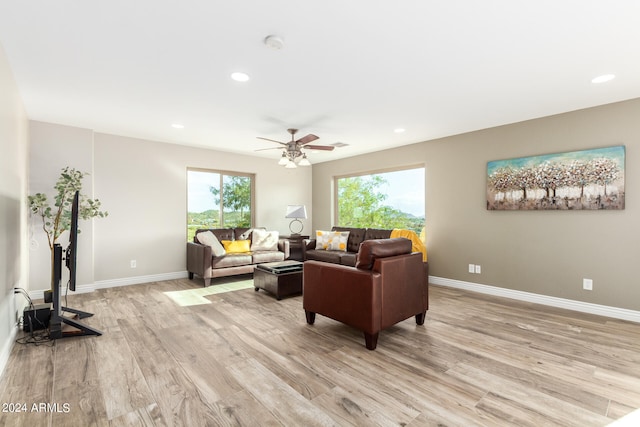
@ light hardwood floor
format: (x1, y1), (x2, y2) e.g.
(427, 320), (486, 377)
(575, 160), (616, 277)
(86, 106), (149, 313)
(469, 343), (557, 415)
(1, 277), (639, 426)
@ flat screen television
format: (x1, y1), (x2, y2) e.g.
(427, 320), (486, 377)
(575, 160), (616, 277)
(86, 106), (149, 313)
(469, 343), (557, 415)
(65, 190), (79, 291)
(49, 190), (102, 339)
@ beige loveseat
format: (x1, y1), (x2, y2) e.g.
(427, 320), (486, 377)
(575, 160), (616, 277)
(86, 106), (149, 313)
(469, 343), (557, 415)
(187, 228), (290, 286)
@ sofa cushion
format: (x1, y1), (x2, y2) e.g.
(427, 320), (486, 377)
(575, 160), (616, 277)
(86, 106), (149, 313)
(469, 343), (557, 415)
(333, 227), (366, 253)
(235, 227), (253, 241)
(315, 230), (349, 251)
(252, 251), (285, 264)
(212, 253), (253, 269)
(355, 238), (413, 270)
(251, 229), (279, 251)
(202, 228), (234, 242)
(305, 249), (343, 264)
(339, 253), (357, 267)
(363, 228), (393, 241)
(195, 230), (226, 257)
(221, 240), (251, 253)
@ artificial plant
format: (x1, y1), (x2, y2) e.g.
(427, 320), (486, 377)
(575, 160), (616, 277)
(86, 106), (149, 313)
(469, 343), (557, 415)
(28, 167), (108, 288)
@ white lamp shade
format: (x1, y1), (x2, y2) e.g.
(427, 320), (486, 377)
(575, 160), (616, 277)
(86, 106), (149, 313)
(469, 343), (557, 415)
(298, 156), (311, 166)
(285, 205), (307, 219)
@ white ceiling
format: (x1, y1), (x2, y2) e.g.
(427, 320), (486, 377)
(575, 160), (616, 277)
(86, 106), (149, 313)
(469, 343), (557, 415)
(1, 1), (640, 164)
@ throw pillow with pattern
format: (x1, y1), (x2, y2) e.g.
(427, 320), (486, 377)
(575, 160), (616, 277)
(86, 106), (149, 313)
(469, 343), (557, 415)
(315, 230), (349, 251)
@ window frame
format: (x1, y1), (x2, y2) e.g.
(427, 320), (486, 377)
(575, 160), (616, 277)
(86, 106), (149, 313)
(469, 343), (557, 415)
(187, 167), (255, 239)
(333, 164), (425, 230)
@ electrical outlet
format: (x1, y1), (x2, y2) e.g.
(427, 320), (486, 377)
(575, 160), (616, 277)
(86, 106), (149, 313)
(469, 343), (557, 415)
(583, 278), (593, 290)
(468, 264), (475, 273)
(475, 265), (482, 274)
(130, 260), (137, 268)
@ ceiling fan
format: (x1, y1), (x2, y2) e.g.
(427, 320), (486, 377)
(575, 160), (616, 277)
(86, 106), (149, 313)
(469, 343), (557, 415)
(256, 128), (335, 167)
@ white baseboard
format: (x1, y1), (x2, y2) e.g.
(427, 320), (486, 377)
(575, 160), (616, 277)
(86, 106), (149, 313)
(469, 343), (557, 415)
(0, 325), (18, 380)
(92, 271), (189, 290)
(430, 276), (640, 323)
(28, 271), (189, 300)
(27, 272), (638, 323)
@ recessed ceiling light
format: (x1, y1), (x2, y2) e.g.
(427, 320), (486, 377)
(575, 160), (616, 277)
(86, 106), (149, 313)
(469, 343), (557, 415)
(394, 128), (406, 133)
(231, 72), (250, 82)
(171, 123), (184, 129)
(591, 74), (615, 84)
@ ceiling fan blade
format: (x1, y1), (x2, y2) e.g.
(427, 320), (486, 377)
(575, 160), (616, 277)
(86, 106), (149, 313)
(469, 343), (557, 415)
(296, 134), (319, 145)
(254, 147), (283, 152)
(304, 144), (335, 151)
(257, 136), (287, 146)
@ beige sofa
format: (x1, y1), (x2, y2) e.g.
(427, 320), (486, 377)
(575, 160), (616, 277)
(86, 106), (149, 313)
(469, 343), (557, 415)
(187, 227), (290, 286)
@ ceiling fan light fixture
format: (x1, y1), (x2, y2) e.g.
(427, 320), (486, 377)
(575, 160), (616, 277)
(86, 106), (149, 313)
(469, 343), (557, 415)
(298, 154), (311, 166)
(258, 128), (333, 167)
(285, 159), (297, 168)
(278, 152), (289, 165)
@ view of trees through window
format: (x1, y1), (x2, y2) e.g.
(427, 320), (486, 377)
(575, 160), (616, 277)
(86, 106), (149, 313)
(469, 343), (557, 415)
(187, 169), (253, 241)
(336, 167), (425, 237)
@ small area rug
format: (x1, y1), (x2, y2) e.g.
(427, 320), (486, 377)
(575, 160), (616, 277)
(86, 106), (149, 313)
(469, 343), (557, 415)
(164, 279), (254, 307)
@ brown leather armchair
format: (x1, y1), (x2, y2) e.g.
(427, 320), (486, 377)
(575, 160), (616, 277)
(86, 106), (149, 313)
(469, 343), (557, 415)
(303, 238), (428, 350)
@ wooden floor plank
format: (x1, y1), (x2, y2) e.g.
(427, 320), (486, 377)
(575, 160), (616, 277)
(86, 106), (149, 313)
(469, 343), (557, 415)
(227, 359), (339, 426)
(1, 280), (639, 426)
(447, 362), (613, 426)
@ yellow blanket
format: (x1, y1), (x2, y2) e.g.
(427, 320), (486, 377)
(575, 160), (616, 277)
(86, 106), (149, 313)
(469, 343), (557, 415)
(391, 229), (427, 261)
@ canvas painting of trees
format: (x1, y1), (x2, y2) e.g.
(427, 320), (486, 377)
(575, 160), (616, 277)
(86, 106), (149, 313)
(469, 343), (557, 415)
(487, 146), (625, 210)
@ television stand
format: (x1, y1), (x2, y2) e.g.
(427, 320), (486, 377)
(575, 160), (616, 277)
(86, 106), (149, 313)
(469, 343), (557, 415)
(49, 244), (102, 340)
(62, 306), (93, 319)
(49, 313), (102, 339)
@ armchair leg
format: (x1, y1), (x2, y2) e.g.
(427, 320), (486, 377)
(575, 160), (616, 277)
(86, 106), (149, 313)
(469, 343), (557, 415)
(188, 272), (194, 280)
(415, 311), (427, 325)
(204, 278), (211, 287)
(305, 311), (316, 325)
(364, 332), (379, 350)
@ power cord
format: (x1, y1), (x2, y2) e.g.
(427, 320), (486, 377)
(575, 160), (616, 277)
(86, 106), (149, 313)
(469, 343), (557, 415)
(14, 287), (53, 346)
(13, 287), (34, 310)
(15, 322), (52, 346)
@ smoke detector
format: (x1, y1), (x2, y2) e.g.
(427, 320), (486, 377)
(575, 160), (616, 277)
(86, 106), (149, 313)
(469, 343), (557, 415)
(264, 35), (284, 50)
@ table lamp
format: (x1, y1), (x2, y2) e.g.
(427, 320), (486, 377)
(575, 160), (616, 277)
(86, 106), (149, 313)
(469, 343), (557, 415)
(285, 205), (307, 235)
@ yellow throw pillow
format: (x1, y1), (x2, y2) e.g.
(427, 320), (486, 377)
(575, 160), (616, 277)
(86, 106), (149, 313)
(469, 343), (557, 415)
(220, 239), (251, 253)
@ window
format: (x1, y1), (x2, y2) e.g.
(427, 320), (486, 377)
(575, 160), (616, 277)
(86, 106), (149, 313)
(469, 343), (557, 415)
(187, 168), (254, 241)
(335, 166), (425, 237)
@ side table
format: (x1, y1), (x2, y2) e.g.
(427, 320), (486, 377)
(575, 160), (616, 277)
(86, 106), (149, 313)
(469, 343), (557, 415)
(281, 234), (309, 261)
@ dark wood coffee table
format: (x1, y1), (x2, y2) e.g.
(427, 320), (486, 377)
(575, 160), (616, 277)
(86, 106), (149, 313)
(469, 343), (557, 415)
(254, 260), (303, 300)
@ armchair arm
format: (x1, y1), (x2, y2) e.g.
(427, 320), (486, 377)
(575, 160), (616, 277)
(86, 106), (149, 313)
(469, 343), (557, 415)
(277, 239), (291, 259)
(303, 261), (382, 334)
(187, 242), (212, 277)
(375, 253), (428, 328)
(301, 238), (316, 260)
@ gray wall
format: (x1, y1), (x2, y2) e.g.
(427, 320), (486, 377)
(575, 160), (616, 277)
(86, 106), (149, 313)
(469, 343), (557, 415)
(312, 98), (640, 311)
(28, 123), (313, 289)
(28, 122), (95, 291)
(0, 43), (29, 373)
